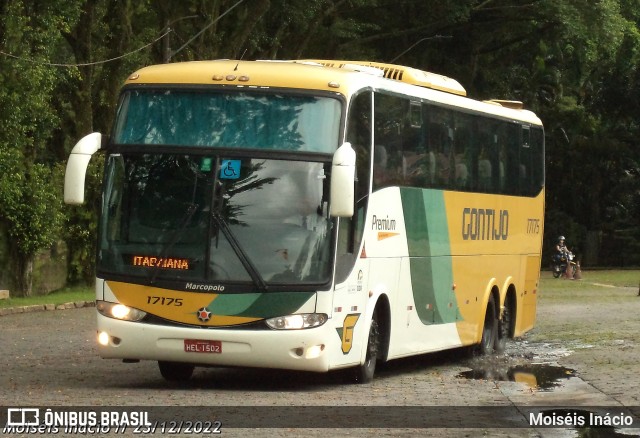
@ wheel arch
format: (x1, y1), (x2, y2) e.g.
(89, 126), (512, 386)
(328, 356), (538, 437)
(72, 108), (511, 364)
(373, 293), (391, 362)
(478, 278), (499, 341)
(358, 292), (391, 364)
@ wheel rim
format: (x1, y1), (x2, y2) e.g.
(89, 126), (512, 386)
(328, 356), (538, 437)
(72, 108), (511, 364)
(365, 319), (379, 370)
(481, 298), (497, 354)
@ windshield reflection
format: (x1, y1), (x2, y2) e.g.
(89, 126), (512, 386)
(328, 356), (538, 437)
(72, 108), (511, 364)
(114, 90), (341, 154)
(100, 154), (333, 287)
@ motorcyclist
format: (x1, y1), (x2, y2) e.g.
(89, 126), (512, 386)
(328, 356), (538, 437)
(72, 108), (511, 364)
(553, 235), (577, 278)
(555, 236), (570, 258)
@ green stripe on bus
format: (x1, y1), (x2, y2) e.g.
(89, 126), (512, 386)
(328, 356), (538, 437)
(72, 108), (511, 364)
(401, 188), (458, 324)
(208, 291), (315, 318)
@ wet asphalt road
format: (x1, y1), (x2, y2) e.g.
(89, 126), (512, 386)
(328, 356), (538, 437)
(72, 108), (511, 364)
(1, 307), (638, 437)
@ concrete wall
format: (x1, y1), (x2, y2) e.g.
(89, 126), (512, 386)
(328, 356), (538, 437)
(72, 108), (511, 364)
(0, 223), (68, 295)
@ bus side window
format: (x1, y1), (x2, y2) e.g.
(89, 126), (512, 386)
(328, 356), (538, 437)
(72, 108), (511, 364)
(452, 113), (473, 191)
(336, 91), (372, 283)
(416, 117), (436, 186)
(478, 144), (492, 192)
(505, 124), (521, 194)
(373, 93), (404, 189)
(520, 125), (532, 195)
(530, 126), (545, 195)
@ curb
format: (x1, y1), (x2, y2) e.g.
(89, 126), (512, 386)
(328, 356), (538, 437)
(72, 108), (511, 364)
(0, 300), (95, 317)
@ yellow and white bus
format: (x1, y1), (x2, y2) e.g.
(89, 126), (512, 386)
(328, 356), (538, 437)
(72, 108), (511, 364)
(64, 59), (544, 382)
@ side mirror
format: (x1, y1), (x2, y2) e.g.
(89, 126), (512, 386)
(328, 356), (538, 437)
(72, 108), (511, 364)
(64, 132), (102, 205)
(330, 142), (356, 217)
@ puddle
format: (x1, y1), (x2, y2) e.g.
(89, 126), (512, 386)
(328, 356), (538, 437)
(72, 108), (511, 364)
(457, 363), (576, 391)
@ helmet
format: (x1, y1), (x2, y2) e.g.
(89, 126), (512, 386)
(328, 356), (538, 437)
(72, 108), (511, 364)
(558, 235), (565, 242)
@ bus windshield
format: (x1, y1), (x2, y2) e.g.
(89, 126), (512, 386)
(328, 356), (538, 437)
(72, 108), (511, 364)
(113, 89), (342, 153)
(99, 153), (333, 287)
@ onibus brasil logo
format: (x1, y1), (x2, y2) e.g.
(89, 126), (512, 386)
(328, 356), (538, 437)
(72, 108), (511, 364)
(4, 407), (150, 434)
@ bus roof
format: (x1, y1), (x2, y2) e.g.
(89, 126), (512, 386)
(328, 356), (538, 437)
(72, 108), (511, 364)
(125, 60), (353, 92)
(124, 60), (542, 126)
(300, 59), (467, 96)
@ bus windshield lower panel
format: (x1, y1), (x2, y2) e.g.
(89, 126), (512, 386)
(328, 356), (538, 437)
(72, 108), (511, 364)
(99, 154), (332, 287)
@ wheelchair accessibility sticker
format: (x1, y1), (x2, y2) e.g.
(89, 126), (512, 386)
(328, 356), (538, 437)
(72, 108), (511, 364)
(220, 159), (241, 179)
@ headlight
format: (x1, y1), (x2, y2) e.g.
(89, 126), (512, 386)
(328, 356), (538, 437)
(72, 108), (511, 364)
(96, 300), (146, 321)
(265, 313), (328, 330)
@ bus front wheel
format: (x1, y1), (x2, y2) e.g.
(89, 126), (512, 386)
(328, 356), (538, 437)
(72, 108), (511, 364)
(353, 314), (380, 384)
(158, 361), (195, 382)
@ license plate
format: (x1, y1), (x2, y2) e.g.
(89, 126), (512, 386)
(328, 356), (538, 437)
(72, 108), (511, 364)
(184, 339), (222, 354)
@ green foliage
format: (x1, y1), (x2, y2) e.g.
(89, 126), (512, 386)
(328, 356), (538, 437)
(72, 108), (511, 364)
(0, 0), (639, 295)
(0, 164), (63, 256)
(0, 285), (93, 309)
(0, 0), (82, 295)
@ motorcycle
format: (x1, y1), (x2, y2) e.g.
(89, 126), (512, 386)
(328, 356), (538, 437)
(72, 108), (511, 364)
(552, 250), (580, 279)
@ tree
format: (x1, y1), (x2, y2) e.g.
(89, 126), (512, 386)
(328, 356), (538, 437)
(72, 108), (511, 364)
(2, 0), (639, 280)
(0, 0), (81, 295)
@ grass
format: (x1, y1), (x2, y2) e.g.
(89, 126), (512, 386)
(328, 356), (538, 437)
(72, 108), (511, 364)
(539, 269), (640, 292)
(0, 285), (93, 308)
(538, 270), (640, 303)
(579, 269), (640, 287)
(534, 269), (640, 343)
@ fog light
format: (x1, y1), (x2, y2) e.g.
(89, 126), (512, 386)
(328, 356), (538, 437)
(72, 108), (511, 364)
(305, 344), (325, 359)
(98, 331), (110, 346)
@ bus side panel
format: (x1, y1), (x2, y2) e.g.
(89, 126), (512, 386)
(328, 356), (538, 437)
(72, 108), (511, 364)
(450, 254), (522, 345)
(443, 190), (544, 342)
(516, 255), (541, 335)
(385, 188), (464, 357)
(388, 257), (462, 358)
(328, 259), (371, 370)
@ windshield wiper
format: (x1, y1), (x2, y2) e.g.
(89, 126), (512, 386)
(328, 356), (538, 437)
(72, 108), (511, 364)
(149, 156), (202, 284)
(150, 202), (198, 284)
(212, 212), (268, 292)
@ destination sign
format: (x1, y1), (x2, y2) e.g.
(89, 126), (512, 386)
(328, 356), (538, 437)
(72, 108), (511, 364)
(130, 255), (191, 270)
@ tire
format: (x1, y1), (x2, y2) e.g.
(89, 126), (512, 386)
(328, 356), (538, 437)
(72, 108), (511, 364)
(552, 269), (561, 278)
(353, 314), (380, 384)
(478, 295), (498, 356)
(158, 361), (195, 382)
(495, 296), (512, 353)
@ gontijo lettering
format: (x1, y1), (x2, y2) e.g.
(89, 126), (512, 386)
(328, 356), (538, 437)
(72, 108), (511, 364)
(462, 208), (509, 240)
(131, 255), (190, 270)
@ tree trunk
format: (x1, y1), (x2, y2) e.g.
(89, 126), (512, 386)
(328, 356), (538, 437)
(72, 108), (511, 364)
(583, 230), (601, 267)
(11, 251), (34, 297)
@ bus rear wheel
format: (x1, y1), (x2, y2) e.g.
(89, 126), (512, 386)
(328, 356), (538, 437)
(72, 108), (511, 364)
(495, 295), (513, 353)
(158, 361), (195, 382)
(353, 314), (380, 384)
(478, 295), (498, 356)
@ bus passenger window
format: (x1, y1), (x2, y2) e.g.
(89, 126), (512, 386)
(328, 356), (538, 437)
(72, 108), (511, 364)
(453, 123), (471, 190)
(373, 145), (388, 187)
(478, 145), (492, 192)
